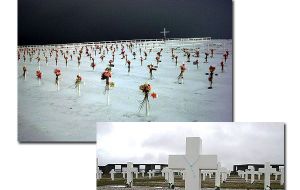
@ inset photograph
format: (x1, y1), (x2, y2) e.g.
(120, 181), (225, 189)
(96, 122), (285, 190)
(18, 0), (233, 142)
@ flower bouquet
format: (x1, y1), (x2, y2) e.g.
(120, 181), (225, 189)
(75, 74), (83, 96)
(54, 68), (61, 91)
(75, 75), (83, 88)
(101, 68), (113, 105)
(54, 68), (61, 76)
(139, 83), (157, 116)
(36, 70), (42, 79)
(208, 66), (216, 89)
(91, 62), (96, 69)
(209, 65), (216, 73)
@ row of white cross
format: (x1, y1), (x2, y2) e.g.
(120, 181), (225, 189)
(97, 137), (284, 190)
(237, 164), (284, 186)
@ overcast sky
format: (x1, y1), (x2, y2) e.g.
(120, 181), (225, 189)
(96, 122), (284, 170)
(18, 0), (232, 45)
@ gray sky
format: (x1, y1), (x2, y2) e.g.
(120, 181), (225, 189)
(96, 122), (284, 170)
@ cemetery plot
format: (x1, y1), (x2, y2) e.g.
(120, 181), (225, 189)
(97, 137), (284, 190)
(18, 38), (232, 142)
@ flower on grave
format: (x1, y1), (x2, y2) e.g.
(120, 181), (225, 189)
(150, 92), (157, 99)
(138, 83), (157, 113)
(109, 82), (115, 88)
(101, 68), (112, 80)
(36, 70), (42, 79)
(54, 68), (61, 76)
(75, 75), (83, 87)
(209, 65), (216, 73)
(180, 64), (186, 72)
(139, 83), (151, 93)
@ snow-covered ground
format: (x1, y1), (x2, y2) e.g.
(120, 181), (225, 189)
(18, 39), (232, 142)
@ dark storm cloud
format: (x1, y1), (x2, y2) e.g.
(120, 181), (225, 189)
(18, 0), (232, 45)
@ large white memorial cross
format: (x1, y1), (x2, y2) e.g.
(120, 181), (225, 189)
(123, 162), (137, 187)
(259, 162), (277, 190)
(168, 137), (218, 190)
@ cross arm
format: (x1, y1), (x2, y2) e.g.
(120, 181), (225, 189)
(168, 155), (218, 170)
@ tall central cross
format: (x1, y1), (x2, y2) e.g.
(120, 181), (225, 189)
(160, 27), (170, 40)
(123, 162), (138, 187)
(259, 162), (277, 189)
(168, 137), (218, 190)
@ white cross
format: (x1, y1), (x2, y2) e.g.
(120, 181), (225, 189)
(160, 27), (170, 40)
(279, 168), (284, 185)
(246, 166), (259, 183)
(168, 137), (218, 190)
(109, 169), (116, 181)
(273, 170), (280, 181)
(245, 169), (249, 182)
(221, 168), (229, 182)
(96, 158), (100, 179)
(134, 170), (139, 179)
(237, 170), (244, 178)
(259, 162), (277, 189)
(97, 170), (103, 180)
(181, 170), (186, 180)
(201, 171), (206, 181)
(148, 170), (155, 178)
(122, 171), (126, 179)
(168, 169), (175, 185)
(164, 167), (175, 185)
(214, 162), (228, 187)
(161, 167), (166, 177)
(123, 162), (138, 187)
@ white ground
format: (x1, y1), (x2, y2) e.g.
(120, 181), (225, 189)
(18, 39), (232, 142)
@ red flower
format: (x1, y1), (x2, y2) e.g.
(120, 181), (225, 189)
(36, 70), (42, 79)
(103, 71), (112, 78)
(54, 69), (61, 75)
(151, 92), (157, 99)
